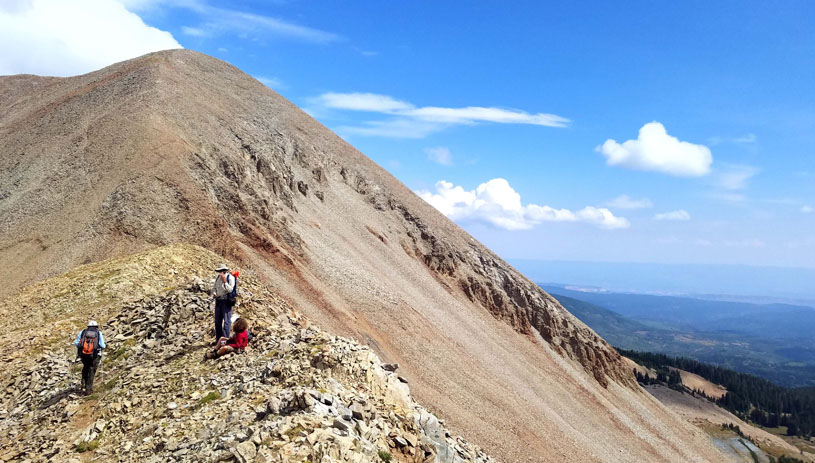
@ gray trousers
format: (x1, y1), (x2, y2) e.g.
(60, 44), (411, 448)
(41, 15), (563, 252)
(214, 299), (232, 340)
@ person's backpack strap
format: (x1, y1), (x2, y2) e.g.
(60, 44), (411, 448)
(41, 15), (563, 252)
(77, 329), (85, 356)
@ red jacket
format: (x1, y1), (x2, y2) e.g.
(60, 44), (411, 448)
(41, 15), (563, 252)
(227, 330), (248, 350)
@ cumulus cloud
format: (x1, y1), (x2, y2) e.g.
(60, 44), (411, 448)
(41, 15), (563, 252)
(597, 122), (713, 177)
(416, 179), (629, 230)
(0, 0), (182, 77)
(605, 194), (652, 209)
(654, 210), (691, 221)
(312, 91), (569, 138)
(426, 147), (453, 166)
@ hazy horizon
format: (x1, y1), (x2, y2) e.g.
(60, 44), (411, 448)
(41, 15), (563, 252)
(511, 258), (815, 302)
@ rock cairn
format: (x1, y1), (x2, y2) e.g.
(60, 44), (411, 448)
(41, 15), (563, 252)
(0, 276), (496, 463)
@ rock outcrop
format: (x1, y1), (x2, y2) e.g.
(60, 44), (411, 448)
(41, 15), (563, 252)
(0, 247), (494, 463)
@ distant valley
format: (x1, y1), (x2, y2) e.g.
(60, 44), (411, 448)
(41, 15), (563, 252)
(544, 285), (815, 387)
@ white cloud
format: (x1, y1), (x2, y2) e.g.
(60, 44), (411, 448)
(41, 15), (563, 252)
(654, 210), (691, 221)
(605, 194), (652, 209)
(426, 147), (453, 166)
(0, 0), (182, 77)
(254, 75), (284, 89)
(218, 9), (340, 43)
(181, 25), (208, 37)
(403, 106), (569, 127)
(802, 205), (814, 214)
(312, 91), (569, 138)
(695, 239), (713, 246)
(318, 92), (414, 112)
(416, 178), (629, 230)
(597, 122), (713, 177)
(733, 133), (757, 144)
(124, 0), (340, 44)
(336, 119), (442, 139)
(716, 164), (759, 190)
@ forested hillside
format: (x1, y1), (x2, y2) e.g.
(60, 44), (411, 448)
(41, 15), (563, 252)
(621, 350), (815, 438)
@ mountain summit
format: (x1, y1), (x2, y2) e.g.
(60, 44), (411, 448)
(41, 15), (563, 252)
(0, 50), (725, 462)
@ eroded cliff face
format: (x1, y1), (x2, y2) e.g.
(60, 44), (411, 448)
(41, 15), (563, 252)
(0, 50), (726, 462)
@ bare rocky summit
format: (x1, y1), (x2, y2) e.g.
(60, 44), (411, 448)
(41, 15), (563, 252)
(1, 51), (728, 461)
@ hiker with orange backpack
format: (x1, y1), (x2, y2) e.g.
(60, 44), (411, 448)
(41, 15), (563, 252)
(73, 320), (106, 395)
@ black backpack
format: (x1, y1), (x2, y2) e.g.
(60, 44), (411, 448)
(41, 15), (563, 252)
(227, 273), (238, 305)
(78, 328), (100, 359)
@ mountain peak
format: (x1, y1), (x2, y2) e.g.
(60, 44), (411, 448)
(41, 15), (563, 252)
(0, 52), (727, 462)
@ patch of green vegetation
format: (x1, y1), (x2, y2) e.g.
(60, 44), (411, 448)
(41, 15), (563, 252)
(285, 424), (306, 440)
(75, 439), (100, 453)
(97, 268), (122, 281)
(199, 391), (222, 406)
(776, 456), (808, 463)
(108, 338), (137, 363)
(378, 450), (392, 462)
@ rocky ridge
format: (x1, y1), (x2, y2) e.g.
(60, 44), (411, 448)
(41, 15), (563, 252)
(0, 245), (495, 463)
(0, 51), (731, 462)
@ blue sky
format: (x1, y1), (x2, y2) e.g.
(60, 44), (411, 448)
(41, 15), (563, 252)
(3, 0), (815, 269)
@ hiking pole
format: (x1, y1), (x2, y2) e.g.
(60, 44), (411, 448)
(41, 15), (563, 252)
(98, 355), (103, 385)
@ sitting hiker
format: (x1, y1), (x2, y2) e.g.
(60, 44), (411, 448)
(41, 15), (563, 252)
(74, 320), (106, 394)
(205, 317), (249, 359)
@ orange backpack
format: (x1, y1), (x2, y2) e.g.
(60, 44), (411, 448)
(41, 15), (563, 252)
(78, 329), (99, 358)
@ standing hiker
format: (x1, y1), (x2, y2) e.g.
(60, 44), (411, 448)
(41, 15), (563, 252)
(212, 264), (235, 344)
(73, 320), (106, 395)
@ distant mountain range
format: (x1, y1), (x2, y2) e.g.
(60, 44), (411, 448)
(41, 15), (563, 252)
(546, 285), (815, 387)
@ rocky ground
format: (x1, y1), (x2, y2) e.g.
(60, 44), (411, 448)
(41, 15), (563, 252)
(0, 247), (495, 463)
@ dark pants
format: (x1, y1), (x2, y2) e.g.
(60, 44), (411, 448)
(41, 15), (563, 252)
(81, 356), (100, 391)
(214, 299), (232, 340)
